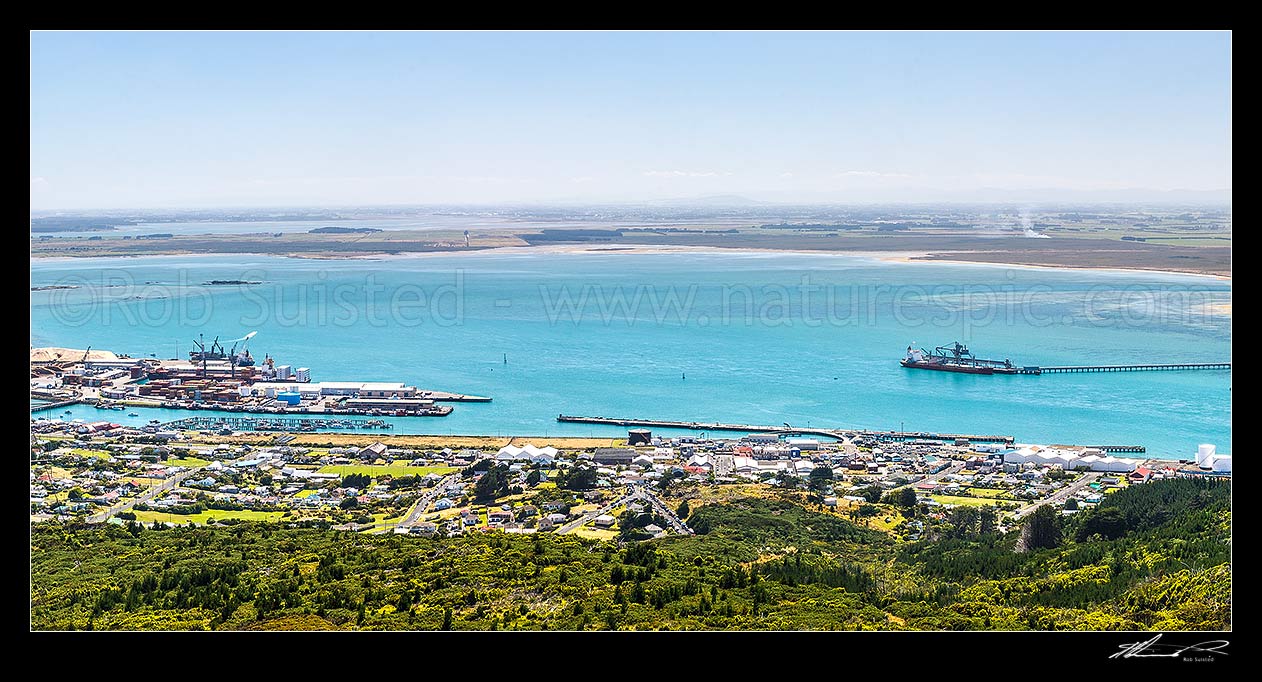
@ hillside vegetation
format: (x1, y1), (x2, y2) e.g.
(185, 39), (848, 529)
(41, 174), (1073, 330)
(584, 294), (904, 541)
(31, 478), (1229, 630)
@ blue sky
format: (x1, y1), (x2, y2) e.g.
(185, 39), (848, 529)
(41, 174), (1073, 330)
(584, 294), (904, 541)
(30, 31), (1231, 209)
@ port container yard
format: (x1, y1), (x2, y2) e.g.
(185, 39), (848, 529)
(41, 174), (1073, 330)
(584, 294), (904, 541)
(30, 340), (489, 419)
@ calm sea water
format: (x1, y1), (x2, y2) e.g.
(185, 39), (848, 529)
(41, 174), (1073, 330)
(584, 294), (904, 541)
(58, 216), (737, 237)
(30, 251), (1231, 458)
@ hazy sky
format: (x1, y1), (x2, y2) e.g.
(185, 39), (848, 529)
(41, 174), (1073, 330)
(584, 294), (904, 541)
(30, 30), (1231, 209)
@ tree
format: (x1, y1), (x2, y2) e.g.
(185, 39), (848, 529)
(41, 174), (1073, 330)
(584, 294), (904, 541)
(808, 466), (833, 492)
(441, 607), (453, 631)
(340, 496), (359, 510)
(474, 465), (511, 501)
(67, 488), (84, 500)
(676, 499), (690, 518)
(525, 470), (541, 486)
(1064, 498), (1078, 511)
(978, 505), (998, 535)
(1076, 506), (1126, 541)
(896, 486), (918, 509)
(948, 506), (980, 538)
(859, 485), (883, 504)
(559, 465), (598, 491)
(1023, 504), (1063, 550)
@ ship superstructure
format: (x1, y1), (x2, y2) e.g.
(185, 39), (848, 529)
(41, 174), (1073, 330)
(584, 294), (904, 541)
(901, 341), (1017, 375)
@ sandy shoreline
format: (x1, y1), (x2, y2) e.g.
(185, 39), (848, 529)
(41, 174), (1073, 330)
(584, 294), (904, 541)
(876, 254), (1232, 283)
(401, 243), (1234, 282)
(31, 243), (1231, 283)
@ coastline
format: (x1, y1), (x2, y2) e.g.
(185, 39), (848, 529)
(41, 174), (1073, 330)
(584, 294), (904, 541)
(876, 253), (1232, 283)
(31, 242), (1232, 282)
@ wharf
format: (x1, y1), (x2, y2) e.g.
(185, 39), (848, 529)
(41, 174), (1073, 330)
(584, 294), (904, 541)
(1016, 362), (1230, 375)
(556, 414), (843, 438)
(858, 430), (1015, 444)
(160, 416), (393, 432)
(556, 415), (1015, 445)
(31, 397), (81, 413)
(1086, 445), (1147, 453)
(422, 391), (492, 402)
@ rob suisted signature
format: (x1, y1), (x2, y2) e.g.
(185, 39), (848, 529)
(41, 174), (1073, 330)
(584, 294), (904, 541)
(1111, 634), (1229, 660)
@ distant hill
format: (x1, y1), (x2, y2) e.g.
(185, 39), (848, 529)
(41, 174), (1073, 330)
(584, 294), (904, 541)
(644, 194), (769, 207)
(308, 226), (383, 234)
(30, 217), (120, 233)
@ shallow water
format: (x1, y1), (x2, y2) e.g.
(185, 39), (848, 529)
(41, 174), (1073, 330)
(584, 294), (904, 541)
(30, 251), (1231, 458)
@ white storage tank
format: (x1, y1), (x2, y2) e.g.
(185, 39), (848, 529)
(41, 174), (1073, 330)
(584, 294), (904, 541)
(1196, 444), (1216, 468)
(1211, 455), (1232, 473)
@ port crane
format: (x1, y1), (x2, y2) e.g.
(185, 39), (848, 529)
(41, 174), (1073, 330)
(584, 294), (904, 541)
(192, 334), (209, 377)
(227, 331), (258, 377)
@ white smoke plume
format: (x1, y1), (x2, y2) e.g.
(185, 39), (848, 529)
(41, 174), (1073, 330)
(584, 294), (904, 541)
(1021, 211), (1051, 238)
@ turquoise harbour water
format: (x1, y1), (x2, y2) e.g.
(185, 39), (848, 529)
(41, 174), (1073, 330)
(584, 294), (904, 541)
(31, 251), (1231, 458)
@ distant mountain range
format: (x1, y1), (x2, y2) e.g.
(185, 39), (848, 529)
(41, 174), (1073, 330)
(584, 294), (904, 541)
(734, 187), (1233, 206)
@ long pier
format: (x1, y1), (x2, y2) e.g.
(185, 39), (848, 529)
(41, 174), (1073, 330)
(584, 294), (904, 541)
(161, 416), (393, 432)
(1017, 362), (1230, 375)
(557, 415), (845, 439)
(857, 430), (1015, 444)
(422, 391), (492, 402)
(1086, 445), (1147, 453)
(31, 398), (81, 413)
(556, 415), (1014, 445)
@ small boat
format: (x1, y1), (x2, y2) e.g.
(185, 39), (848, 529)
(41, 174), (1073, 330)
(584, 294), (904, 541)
(128, 412), (139, 417)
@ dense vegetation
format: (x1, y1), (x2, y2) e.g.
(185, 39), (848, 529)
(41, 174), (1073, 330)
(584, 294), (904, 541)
(30, 478), (1229, 631)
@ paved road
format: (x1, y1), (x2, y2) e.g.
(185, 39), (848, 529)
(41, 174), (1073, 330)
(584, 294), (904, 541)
(634, 486), (693, 535)
(556, 493), (635, 534)
(1012, 472), (1101, 519)
(885, 460), (965, 495)
(925, 461), (966, 485)
(396, 474), (460, 529)
(88, 465), (207, 523)
(556, 485), (693, 536)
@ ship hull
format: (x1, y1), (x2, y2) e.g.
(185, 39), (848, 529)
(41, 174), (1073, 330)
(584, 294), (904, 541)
(901, 360), (995, 375)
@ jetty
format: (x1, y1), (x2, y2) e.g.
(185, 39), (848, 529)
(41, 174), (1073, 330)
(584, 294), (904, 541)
(901, 341), (1230, 377)
(1016, 362), (1230, 375)
(160, 416), (393, 432)
(556, 415), (1014, 445)
(31, 397), (81, 413)
(422, 391), (492, 402)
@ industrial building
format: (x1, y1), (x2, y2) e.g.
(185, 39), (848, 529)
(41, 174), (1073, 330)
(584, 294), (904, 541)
(593, 447), (636, 465)
(1003, 445), (1139, 473)
(1195, 443), (1232, 473)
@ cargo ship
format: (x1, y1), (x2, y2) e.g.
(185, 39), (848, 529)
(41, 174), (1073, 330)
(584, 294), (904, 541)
(190, 331), (257, 367)
(901, 341), (1018, 375)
